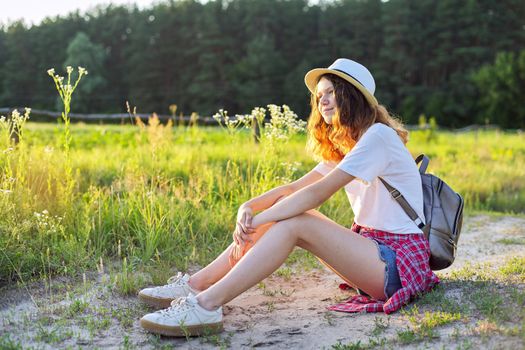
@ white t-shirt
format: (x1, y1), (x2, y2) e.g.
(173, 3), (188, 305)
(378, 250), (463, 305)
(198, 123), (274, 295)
(313, 123), (425, 234)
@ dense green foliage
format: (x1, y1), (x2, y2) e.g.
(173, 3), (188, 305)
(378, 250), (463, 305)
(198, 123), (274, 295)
(1, 0), (524, 126)
(62, 32), (108, 113)
(0, 119), (523, 284)
(473, 50), (525, 129)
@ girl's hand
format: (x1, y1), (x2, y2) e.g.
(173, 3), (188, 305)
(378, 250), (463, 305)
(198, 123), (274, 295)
(232, 205), (255, 246)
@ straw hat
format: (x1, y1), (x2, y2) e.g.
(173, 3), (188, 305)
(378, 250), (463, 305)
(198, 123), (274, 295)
(304, 58), (378, 107)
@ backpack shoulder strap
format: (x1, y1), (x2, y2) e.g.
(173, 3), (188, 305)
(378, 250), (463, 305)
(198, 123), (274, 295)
(415, 154), (429, 174)
(379, 177), (425, 229)
(379, 154), (428, 230)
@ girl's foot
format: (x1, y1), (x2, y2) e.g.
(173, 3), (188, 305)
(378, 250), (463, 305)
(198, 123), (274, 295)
(140, 295), (223, 337)
(138, 273), (200, 309)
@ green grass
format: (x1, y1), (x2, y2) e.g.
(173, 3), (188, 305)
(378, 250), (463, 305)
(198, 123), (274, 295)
(331, 341), (364, 350)
(112, 257), (147, 296)
(66, 299), (89, 317)
(496, 237), (525, 245)
(500, 257), (525, 281)
(0, 334), (23, 350)
(275, 266), (293, 281)
(0, 118), (524, 285)
(35, 324), (73, 344)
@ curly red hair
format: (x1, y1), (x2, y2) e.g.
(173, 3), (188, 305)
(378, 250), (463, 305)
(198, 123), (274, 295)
(306, 74), (408, 162)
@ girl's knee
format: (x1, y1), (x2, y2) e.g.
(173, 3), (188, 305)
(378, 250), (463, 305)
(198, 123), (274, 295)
(271, 215), (305, 240)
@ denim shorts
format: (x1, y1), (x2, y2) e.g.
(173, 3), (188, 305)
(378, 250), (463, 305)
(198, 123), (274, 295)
(358, 243), (402, 299)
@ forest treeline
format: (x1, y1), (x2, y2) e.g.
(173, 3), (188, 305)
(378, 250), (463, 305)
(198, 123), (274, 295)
(0, 0), (524, 127)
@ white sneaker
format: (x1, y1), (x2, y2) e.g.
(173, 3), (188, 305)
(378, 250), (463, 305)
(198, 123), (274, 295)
(138, 273), (199, 309)
(140, 295), (223, 337)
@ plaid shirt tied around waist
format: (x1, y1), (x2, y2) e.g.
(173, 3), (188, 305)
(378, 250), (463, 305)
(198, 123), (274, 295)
(329, 223), (440, 314)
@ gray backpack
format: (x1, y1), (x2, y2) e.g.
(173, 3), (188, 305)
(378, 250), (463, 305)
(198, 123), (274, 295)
(380, 154), (464, 270)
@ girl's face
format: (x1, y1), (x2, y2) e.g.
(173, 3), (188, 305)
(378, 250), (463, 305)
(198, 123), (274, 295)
(316, 77), (337, 124)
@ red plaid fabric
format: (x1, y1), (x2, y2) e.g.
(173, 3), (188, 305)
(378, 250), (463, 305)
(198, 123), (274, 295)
(328, 223), (440, 314)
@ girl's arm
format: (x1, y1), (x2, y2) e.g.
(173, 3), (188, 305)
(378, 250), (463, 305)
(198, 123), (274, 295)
(234, 168), (325, 242)
(251, 168), (354, 228)
(241, 168), (324, 212)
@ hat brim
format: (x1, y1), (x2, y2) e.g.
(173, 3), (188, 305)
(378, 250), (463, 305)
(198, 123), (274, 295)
(304, 68), (378, 108)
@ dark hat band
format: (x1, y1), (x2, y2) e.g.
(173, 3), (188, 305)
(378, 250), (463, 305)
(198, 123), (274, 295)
(332, 68), (366, 89)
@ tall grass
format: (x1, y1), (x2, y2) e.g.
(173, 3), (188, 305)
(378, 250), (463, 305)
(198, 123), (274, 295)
(0, 104), (310, 283)
(0, 106), (524, 284)
(409, 130), (525, 213)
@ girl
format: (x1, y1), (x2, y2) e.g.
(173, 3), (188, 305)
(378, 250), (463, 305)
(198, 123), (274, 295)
(138, 58), (439, 336)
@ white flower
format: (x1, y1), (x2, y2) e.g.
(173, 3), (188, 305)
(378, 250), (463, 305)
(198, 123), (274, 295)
(66, 66), (73, 74)
(78, 66), (88, 75)
(47, 68), (55, 76)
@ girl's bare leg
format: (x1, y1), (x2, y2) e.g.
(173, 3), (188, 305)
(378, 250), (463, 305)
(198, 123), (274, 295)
(196, 211), (387, 310)
(304, 211), (361, 290)
(188, 223), (273, 291)
(187, 243), (234, 291)
(189, 210), (357, 292)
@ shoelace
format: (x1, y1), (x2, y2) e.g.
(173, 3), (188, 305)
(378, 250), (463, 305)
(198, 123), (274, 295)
(157, 272), (186, 289)
(158, 297), (193, 317)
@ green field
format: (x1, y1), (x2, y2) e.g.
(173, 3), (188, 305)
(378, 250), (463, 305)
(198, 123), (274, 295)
(0, 117), (524, 284)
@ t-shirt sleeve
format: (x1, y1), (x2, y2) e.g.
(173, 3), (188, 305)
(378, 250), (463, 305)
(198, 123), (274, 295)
(336, 129), (389, 185)
(313, 161), (335, 176)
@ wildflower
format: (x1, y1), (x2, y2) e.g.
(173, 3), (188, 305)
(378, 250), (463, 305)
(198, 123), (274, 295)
(234, 114), (244, 123)
(251, 107), (266, 125)
(66, 66), (73, 74)
(78, 66), (88, 75)
(212, 113), (221, 122)
(47, 68), (55, 76)
(11, 109), (20, 120)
